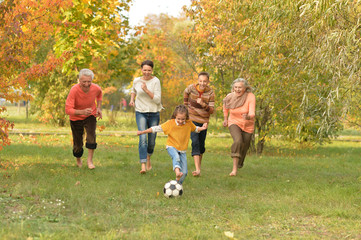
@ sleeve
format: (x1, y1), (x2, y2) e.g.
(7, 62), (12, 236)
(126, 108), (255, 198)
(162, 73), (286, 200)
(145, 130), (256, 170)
(152, 78), (162, 104)
(190, 121), (197, 132)
(96, 85), (103, 101)
(151, 125), (163, 133)
(183, 85), (190, 106)
(160, 120), (171, 135)
(223, 105), (229, 118)
(248, 93), (256, 117)
(131, 78), (137, 94)
(65, 88), (76, 115)
(204, 90), (215, 113)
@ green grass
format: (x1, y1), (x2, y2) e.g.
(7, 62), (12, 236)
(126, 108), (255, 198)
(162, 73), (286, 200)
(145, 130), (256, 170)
(1, 106), (361, 239)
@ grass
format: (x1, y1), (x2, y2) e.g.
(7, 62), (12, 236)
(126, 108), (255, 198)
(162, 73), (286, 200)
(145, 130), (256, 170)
(0, 106), (360, 239)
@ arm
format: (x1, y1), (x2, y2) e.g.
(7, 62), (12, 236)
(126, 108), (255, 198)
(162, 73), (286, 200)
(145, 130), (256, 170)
(195, 123), (208, 133)
(96, 100), (102, 119)
(129, 92), (136, 107)
(183, 87), (190, 107)
(248, 94), (256, 119)
(142, 79), (161, 104)
(137, 125), (163, 135)
(65, 90), (92, 116)
(196, 91), (215, 114)
(223, 106), (229, 127)
(141, 82), (154, 99)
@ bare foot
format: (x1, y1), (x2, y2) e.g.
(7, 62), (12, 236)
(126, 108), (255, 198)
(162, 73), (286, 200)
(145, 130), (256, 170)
(140, 169), (146, 174)
(176, 172), (184, 181)
(192, 170), (201, 177)
(229, 171), (237, 176)
(88, 163), (95, 169)
(146, 162), (152, 171)
(76, 158), (82, 168)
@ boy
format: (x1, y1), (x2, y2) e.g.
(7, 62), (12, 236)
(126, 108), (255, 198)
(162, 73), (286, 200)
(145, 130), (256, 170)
(183, 72), (215, 177)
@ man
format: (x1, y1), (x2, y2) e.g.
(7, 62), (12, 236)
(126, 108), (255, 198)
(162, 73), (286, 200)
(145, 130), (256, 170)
(65, 69), (102, 169)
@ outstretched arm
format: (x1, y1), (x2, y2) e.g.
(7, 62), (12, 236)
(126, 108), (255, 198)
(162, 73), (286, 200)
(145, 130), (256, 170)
(195, 122), (208, 133)
(137, 125), (163, 135)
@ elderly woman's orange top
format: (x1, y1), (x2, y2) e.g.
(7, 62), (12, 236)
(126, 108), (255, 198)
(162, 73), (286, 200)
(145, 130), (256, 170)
(223, 93), (256, 133)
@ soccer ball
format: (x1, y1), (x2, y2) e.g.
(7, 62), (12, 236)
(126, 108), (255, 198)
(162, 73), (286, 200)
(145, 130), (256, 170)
(163, 180), (183, 198)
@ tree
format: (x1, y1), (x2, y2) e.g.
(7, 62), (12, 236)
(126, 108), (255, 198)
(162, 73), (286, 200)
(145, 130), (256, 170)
(134, 14), (197, 119)
(28, 0), (133, 126)
(184, 0), (361, 153)
(0, 0), (71, 148)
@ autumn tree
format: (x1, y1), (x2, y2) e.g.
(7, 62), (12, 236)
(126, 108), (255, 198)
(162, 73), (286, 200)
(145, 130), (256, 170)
(184, 0), (361, 153)
(28, 0), (132, 126)
(134, 14), (197, 119)
(0, 0), (72, 149)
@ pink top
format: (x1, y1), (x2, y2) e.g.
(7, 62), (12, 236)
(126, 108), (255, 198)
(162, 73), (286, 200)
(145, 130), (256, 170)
(65, 84), (102, 121)
(223, 92), (256, 133)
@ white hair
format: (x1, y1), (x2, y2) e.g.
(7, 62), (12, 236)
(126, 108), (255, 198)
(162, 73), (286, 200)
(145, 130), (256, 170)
(231, 78), (249, 89)
(79, 69), (94, 80)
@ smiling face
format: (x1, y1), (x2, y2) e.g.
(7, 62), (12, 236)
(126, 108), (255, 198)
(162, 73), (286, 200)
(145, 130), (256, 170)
(233, 82), (246, 96)
(175, 112), (187, 125)
(79, 75), (93, 93)
(198, 75), (209, 90)
(141, 65), (153, 80)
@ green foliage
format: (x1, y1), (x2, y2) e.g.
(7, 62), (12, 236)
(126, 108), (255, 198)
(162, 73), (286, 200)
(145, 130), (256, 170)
(184, 0), (361, 153)
(30, 71), (75, 126)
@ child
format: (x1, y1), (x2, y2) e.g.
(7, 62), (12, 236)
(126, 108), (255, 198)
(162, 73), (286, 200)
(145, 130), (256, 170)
(184, 71), (215, 177)
(137, 105), (208, 184)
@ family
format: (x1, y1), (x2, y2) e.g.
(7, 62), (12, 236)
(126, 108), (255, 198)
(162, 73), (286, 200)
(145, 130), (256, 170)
(65, 60), (256, 184)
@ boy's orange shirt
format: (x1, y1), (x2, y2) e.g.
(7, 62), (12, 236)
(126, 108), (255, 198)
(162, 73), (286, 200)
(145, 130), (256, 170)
(161, 119), (197, 151)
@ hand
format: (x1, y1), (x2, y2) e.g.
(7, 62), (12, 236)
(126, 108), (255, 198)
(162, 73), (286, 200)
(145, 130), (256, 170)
(197, 98), (205, 107)
(129, 100), (135, 107)
(96, 108), (102, 120)
(83, 108), (92, 115)
(141, 82), (148, 92)
(137, 130), (143, 136)
(242, 113), (249, 120)
(223, 119), (228, 127)
(202, 122), (208, 129)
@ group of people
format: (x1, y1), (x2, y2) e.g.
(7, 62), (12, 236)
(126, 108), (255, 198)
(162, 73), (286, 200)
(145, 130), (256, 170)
(65, 60), (256, 184)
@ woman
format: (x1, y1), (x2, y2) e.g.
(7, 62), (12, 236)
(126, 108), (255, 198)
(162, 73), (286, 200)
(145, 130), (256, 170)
(129, 60), (162, 174)
(223, 78), (256, 176)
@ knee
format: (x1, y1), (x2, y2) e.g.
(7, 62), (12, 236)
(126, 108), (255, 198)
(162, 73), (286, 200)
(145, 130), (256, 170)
(73, 148), (84, 158)
(233, 139), (243, 146)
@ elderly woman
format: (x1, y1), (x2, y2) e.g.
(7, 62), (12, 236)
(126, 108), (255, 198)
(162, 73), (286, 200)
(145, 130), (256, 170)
(129, 60), (162, 174)
(223, 78), (256, 176)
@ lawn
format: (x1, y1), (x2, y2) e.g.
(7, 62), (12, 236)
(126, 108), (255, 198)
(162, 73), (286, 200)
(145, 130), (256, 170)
(0, 106), (360, 239)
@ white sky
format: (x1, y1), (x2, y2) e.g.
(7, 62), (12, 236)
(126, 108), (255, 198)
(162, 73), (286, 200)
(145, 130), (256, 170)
(128, 0), (191, 26)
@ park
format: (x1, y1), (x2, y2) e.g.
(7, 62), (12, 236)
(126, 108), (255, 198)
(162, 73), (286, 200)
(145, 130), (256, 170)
(1, 0), (361, 239)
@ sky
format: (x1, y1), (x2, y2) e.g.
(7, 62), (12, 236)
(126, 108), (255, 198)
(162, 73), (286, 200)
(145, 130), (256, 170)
(128, 0), (191, 26)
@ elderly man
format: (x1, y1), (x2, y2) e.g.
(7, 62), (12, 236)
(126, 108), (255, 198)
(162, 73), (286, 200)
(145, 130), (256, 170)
(65, 69), (102, 169)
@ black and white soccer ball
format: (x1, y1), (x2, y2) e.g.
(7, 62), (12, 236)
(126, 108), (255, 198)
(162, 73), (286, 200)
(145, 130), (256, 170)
(163, 180), (183, 198)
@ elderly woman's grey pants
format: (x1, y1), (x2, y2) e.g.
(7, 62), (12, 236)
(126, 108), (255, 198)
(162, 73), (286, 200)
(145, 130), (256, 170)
(228, 124), (252, 168)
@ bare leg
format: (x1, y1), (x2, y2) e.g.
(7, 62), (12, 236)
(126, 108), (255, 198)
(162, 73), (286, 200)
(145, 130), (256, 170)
(87, 149), (95, 169)
(192, 154), (202, 176)
(175, 167), (184, 181)
(140, 162), (146, 174)
(192, 155), (201, 176)
(229, 157), (238, 176)
(146, 155), (152, 171)
(76, 158), (82, 168)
